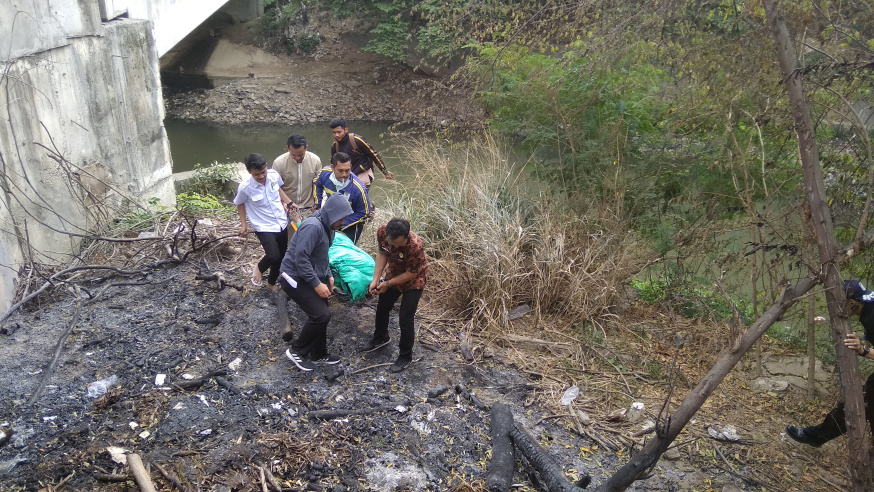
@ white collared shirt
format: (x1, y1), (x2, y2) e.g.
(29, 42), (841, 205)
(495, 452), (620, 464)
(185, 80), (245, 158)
(233, 169), (287, 233)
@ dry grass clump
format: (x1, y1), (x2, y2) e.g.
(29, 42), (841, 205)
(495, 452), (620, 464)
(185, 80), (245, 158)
(379, 135), (652, 333)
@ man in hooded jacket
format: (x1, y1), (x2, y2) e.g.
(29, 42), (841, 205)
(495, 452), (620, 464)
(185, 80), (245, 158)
(279, 193), (353, 372)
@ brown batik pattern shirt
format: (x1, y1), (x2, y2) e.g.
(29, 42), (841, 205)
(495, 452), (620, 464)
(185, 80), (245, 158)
(377, 225), (428, 292)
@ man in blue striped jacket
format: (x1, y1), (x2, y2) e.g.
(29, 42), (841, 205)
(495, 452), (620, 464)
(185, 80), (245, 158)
(312, 152), (371, 244)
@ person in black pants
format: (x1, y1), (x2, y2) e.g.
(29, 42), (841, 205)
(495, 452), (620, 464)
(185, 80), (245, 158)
(363, 218), (428, 373)
(279, 193), (353, 371)
(786, 280), (874, 447)
(234, 153), (294, 291)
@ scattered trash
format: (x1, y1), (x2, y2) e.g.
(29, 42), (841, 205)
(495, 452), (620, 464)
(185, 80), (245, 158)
(287, 408), (297, 418)
(182, 373), (195, 380)
(198, 394), (210, 407)
(154, 374), (166, 386)
(137, 231), (157, 239)
(172, 402), (185, 410)
(635, 420), (656, 436)
(271, 402), (283, 410)
(138, 430), (151, 439)
(606, 408), (627, 421)
(228, 358), (242, 371)
(128, 422), (139, 430)
(86, 375), (119, 398)
(395, 405), (409, 413)
(197, 218), (214, 227)
(0, 455), (28, 475)
(507, 304), (531, 321)
(198, 429), (212, 436)
(628, 402), (645, 423)
(42, 416), (57, 423)
(708, 424), (740, 441)
(106, 446), (129, 464)
(560, 386), (580, 406)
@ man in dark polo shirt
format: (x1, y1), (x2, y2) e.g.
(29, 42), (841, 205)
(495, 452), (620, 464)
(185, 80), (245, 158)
(363, 218), (427, 373)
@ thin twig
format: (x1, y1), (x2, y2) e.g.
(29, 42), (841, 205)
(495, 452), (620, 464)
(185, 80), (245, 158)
(27, 290), (84, 404)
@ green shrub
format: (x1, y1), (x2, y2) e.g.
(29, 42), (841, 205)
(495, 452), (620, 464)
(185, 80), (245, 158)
(185, 161), (238, 196)
(177, 192), (230, 215)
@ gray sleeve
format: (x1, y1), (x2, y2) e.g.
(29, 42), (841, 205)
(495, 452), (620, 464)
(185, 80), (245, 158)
(293, 224), (322, 288)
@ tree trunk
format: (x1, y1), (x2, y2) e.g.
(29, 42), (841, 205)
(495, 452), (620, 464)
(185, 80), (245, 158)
(762, 1), (871, 489)
(807, 293), (816, 399)
(597, 279), (815, 492)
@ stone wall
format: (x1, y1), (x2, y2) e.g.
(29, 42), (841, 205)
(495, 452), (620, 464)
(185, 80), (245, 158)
(0, 1), (175, 312)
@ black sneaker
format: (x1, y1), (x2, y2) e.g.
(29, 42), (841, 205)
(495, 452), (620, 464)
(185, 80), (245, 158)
(785, 426), (826, 448)
(313, 354), (341, 365)
(285, 349), (315, 372)
(362, 337), (391, 353)
(389, 356), (412, 373)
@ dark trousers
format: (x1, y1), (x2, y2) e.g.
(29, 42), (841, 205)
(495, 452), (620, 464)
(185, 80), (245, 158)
(280, 277), (331, 360)
(374, 287), (423, 358)
(341, 223), (364, 244)
(806, 372), (874, 442)
(255, 229), (288, 286)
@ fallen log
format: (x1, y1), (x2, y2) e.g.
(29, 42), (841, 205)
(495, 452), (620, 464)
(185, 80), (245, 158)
(275, 291), (294, 342)
(456, 384), (490, 411)
(127, 453), (158, 492)
(94, 473), (129, 482)
(510, 422), (590, 491)
(486, 403), (515, 492)
(309, 402), (409, 420)
(148, 460), (188, 492)
(172, 370), (230, 390)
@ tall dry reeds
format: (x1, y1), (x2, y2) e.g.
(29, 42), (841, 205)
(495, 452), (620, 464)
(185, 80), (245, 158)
(378, 135), (651, 333)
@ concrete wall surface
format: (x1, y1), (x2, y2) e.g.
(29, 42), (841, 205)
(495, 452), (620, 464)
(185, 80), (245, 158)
(0, 6), (175, 312)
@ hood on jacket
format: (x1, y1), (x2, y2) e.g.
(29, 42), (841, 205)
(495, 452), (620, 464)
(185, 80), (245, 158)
(319, 192), (353, 229)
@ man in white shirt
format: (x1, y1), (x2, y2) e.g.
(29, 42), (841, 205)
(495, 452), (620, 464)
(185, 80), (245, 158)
(272, 134), (322, 213)
(234, 153), (293, 291)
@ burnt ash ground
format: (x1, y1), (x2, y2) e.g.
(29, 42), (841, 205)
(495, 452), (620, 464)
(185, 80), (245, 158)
(0, 260), (732, 492)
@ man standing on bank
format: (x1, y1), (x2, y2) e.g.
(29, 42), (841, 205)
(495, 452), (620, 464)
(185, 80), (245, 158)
(273, 134), (322, 213)
(234, 153), (294, 292)
(313, 152), (371, 244)
(329, 117), (394, 189)
(279, 193), (353, 372)
(785, 280), (874, 447)
(363, 218), (428, 373)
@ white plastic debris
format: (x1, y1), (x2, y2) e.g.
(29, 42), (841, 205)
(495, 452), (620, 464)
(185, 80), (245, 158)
(394, 405), (409, 413)
(228, 358), (242, 371)
(628, 402), (645, 423)
(106, 446), (129, 465)
(198, 429), (212, 436)
(173, 402), (186, 410)
(128, 422), (139, 430)
(86, 375), (119, 398)
(42, 416), (57, 423)
(154, 374), (166, 386)
(708, 425), (740, 441)
(271, 402), (283, 410)
(560, 386), (580, 406)
(197, 394), (210, 407)
(287, 408), (297, 418)
(138, 430), (150, 439)
(197, 218), (214, 227)
(182, 373), (195, 380)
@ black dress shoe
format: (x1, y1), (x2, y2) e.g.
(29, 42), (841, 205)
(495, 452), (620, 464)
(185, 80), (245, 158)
(389, 356), (412, 373)
(785, 425), (827, 448)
